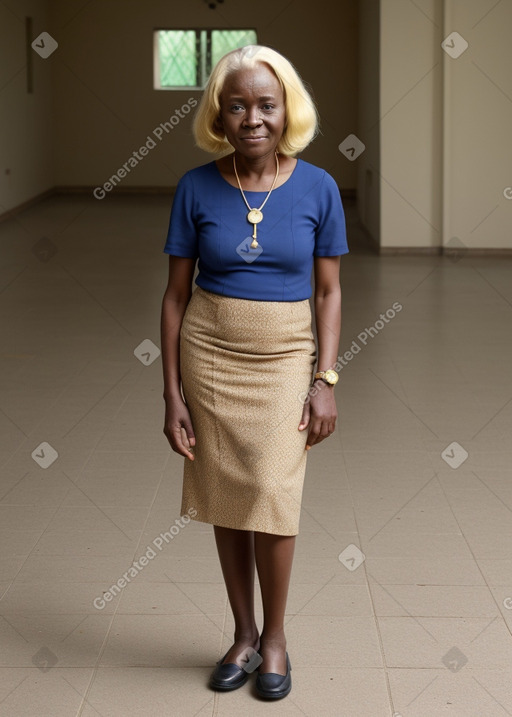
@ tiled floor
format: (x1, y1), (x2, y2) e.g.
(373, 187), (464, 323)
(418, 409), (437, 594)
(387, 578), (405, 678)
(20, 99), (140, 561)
(1, 194), (512, 716)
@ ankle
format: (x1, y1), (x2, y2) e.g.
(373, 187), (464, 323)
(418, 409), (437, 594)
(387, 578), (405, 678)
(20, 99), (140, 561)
(260, 630), (286, 648)
(233, 628), (259, 645)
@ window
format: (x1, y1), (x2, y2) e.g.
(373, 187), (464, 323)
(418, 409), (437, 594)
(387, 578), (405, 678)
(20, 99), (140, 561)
(154, 29), (257, 90)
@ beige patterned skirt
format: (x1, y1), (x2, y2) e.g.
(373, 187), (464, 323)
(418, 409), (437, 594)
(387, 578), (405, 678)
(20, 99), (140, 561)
(179, 286), (317, 536)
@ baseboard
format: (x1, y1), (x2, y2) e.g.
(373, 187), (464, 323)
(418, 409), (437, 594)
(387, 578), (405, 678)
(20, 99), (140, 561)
(0, 185), (177, 223)
(0, 188), (55, 223)
(379, 246), (441, 255)
(380, 246), (512, 257)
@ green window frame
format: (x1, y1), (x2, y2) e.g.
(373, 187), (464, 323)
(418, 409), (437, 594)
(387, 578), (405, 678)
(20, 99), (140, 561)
(154, 28), (258, 90)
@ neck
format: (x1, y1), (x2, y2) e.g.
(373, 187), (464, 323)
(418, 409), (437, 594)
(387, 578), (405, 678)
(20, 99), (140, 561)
(233, 150), (278, 180)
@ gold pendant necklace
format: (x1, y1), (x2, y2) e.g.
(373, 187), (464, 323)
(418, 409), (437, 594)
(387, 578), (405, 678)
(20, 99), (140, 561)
(233, 151), (280, 249)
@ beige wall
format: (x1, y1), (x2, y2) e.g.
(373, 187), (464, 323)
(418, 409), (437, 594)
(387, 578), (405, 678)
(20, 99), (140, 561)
(378, 0), (511, 250)
(0, 0), (54, 211)
(379, 0), (443, 250)
(48, 0), (358, 191)
(442, 0), (511, 250)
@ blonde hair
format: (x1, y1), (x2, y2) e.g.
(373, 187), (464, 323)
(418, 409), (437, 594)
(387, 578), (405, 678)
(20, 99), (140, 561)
(192, 45), (318, 156)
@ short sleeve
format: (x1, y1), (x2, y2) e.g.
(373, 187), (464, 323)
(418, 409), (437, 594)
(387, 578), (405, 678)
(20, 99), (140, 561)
(314, 172), (349, 257)
(163, 172), (198, 258)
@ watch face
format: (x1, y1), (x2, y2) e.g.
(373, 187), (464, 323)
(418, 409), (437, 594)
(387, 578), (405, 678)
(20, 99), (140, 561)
(324, 369), (339, 385)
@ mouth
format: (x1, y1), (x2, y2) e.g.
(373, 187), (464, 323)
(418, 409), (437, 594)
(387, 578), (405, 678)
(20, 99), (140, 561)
(240, 136), (267, 142)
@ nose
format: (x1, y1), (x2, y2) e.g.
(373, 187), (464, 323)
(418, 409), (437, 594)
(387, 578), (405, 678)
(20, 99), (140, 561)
(242, 106), (262, 127)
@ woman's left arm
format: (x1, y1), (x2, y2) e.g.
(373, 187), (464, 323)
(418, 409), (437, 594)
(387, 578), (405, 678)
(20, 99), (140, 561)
(299, 255), (342, 450)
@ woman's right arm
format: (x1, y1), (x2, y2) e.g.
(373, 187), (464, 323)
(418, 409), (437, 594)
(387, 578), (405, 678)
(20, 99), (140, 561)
(160, 255), (197, 460)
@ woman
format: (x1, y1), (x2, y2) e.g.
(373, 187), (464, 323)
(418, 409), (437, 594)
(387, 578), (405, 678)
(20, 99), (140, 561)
(160, 45), (348, 700)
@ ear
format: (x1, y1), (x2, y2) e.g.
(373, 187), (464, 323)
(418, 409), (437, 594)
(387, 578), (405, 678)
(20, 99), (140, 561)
(213, 114), (223, 135)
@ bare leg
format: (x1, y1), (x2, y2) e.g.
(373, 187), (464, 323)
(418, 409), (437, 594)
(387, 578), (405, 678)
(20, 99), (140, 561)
(213, 526), (260, 664)
(254, 532), (296, 675)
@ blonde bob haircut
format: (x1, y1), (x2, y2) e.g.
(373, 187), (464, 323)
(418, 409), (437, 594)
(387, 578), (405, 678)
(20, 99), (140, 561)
(192, 45), (319, 156)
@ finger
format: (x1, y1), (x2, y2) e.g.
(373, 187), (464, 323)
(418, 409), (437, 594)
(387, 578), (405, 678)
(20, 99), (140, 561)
(307, 417), (334, 449)
(305, 416), (322, 450)
(173, 426), (195, 460)
(180, 426), (195, 460)
(298, 401), (310, 430)
(181, 419), (196, 447)
(180, 426), (191, 450)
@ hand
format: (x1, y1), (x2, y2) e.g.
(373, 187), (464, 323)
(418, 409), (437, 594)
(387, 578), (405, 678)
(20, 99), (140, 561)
(298, 381), (337, 450)
(163, 397), (196, 460)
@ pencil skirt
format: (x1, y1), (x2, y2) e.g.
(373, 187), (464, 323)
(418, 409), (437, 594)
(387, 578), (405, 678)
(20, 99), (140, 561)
(179, 286), (317, 536)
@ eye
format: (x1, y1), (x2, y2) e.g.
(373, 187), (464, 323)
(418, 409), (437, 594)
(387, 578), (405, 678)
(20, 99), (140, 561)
(262, 103), (275, 111)
(230, 104), (244, 112)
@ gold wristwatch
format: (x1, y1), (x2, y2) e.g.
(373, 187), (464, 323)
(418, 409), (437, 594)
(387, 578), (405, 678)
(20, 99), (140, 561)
(314, 369), (339, 386)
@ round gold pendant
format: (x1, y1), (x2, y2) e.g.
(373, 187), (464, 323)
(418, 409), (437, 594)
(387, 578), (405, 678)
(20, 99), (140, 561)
(247, 208), (263, 224)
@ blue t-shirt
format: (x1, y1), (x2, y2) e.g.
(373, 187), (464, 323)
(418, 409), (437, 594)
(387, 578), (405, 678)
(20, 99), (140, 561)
(163, 158), (349, 301)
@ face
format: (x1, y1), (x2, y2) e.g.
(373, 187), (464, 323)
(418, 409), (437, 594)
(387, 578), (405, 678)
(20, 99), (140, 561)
(217, 63), (286, 158)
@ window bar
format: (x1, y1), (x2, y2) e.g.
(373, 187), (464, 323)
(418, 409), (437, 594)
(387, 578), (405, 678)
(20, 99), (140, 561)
(195, 30), (201, 88)
(206, 29), (212, 79)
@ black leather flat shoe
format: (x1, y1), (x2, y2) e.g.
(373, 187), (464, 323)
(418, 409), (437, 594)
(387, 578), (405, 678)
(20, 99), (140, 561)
(209, 647), (262, 691)
(255, 651), (292, 700)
